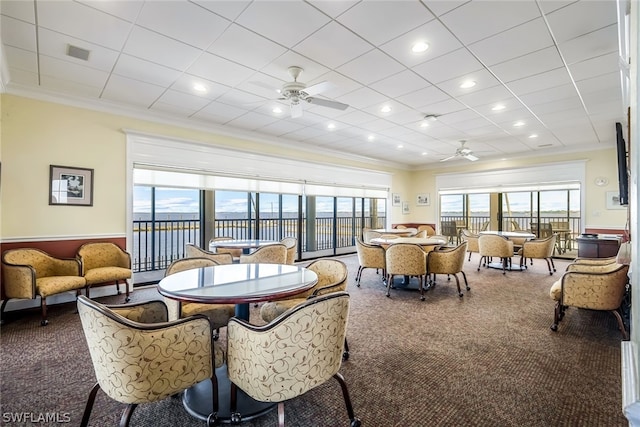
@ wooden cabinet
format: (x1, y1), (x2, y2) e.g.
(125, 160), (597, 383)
(576, 236), (621, 258)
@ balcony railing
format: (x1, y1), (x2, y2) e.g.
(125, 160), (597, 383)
(132, 216), (385, 273)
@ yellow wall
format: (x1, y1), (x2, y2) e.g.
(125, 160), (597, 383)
(0, 94), (626, 240)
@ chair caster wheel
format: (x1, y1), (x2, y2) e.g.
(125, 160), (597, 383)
(458, 293), (463, 297)
(350, 418), (362, 427)
(207, 412), (219, 426)
(230, 412), (242, 424)
(125, 297), (131, 302)
(386, 294), (390, 298)
(40, 319), (49, 326)
(343, 351), (350, 361)
(420, 296), (425, 301)
(550, 324), (558, 331)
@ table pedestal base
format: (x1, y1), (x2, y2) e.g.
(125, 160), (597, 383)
(486, 261), (526, 272)
(183, 364), (275, 424)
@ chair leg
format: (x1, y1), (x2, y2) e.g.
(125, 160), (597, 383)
(40, 296), (49, 326)
(122, 279), (131, 302)
(550, 302), (562, 331)
(80, 382), (101, 427)
(119, 403), (138, 427)
(460, 271), (470, 291)
(0, 299), (8, 325)
(333, 372), (361, 427)
(277, 402), (285, 427)
(452, 274), (462, 297)
(545, 258), (553, 275)
(419, 276), (425, 301)
(343, 337), (350, 361)
(611, 309), (630, 341)
(229, 383), (242, 424)
(355, 266), (363, 287)
(386, 275), (393, 297)
(206, 376), (220, 426)
(549, 257), (556, 272)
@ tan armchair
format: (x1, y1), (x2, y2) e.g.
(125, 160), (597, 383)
(418, 224), (436, 236)
(363, 229), (382, 243)
(518, 234), (556, 275)
(185, 243), (234, 265)
(426, 242), (470, 297)
(385, 243), (427, 301)
(280, 237), (297, 264)
(1, 248), (86, 325)
(239, 244), (287, 264)
(76, 242), (132, 301)
(227, 292), (360, 427)
(478, 234), (514, 274)
(77, 295), (224, 427)
(210, 236), (242, 260)
(164, 258), (235, 336)
(354, 238), (385, 287)
(549, 262), (630, 339)
(460, 229), (479, 261)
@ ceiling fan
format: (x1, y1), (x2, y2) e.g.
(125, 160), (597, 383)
(276, 66), (349, 118)
(440, 140), (479, 162)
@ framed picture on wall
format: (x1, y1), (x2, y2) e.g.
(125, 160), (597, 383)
(49, 165), (94, 206)
(392, 193), (401, 206)
(402, 201), (410, 214)
(605, 191), (626, 210)
(416, 193), (430, 206)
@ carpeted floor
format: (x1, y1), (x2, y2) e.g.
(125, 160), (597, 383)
(0, 253), (628, 426)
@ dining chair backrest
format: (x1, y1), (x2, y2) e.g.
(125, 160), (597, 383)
(239, 244), (287, 264)
(185, 244), (233, 265)
(210, 236), (242, 258)
(280, 237), (297, 265)
(363, 230), (382, 243)
(385, 243), (427, 277)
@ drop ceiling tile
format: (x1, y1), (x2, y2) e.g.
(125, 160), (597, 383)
(505, 67), (572, 96)
(40, 74), (103, 98)
(235, 2), (330, 48)
(3, 46), (37, 73)
(337, 110), (379, 126)
(337, 1), (434, 46)
(396, 85), (450, 110)
(439, 0), (540, 44)
(0, 0), (35, 23)
(193, 100), (251, 122)
(455, 85), (515, 108)
(191, 0), (252, 21)
(101, 74), (166, 108)
(423, 0), (468, 17)
(370, 70), (432, 99)
(151, 102), (199, 118)
(569, 51), (620, 82)
(37, 1), (131, 50)
(558, 24), (618, 65)
(306, 0), (359, 18)
(1, 15), (36, 51)
(293, 21), (373, 69)
(337, 49), (405, 85)
(436, 69), (502, 98)
(7, 67), (38, 85)
(310, 72), (362, 99)
(529, 96), (584, 116)
(225, 111), (280, 131)
(419, 98), (466, 116)
(468, 18), (554, 66)
(113, 54), (182, 87)
(207, 24), (287, 71)
(519, 83), (579, 106)
(412, 48), (483, 84)
(260, 51), (330, 83)
(256, 119), (307, 137)
(153, 89), (212, 112)
(545, 0), (617, 43)
(124, 26), (202, 72)
(334, 86), (388, 110)
(379, 19), (463, 68)
(170, 74), (230, 100)
(216, 88), (267, 106)
(76, 0), (144, 22)
(575, 71), (620, 95)
(38, 28), (119, 72)
(490, 46), (565, 83)
(187, 52), (256, 86)
(39, 55), (109, 88)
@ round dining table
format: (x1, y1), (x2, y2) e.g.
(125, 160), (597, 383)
(158, 263), (318, 423)
(372, 227), (418, 237)
(208, 239), (279, 255)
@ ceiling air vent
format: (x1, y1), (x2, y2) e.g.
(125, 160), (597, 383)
(66, 44), (90, 61)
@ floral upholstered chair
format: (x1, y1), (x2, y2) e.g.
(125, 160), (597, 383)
(209, 236), (242, 260)
(77, 295), (224, 427)
(354, 237), (385, 287)
(477, 234), (514, 274)
(385, 243), (427, 301)
(549, 261), (630, 339)
(164, 257), (235, 338)
(279, 237), (298, 265)
(518, 234), (557, 275)
(227, 292), (360, 427)
(1, 248), (86, 325)
(76, 242), (132, 301)
(426, 242), (470, 297)
(239, 244), (287, 264)
(185, 243), (234, 265)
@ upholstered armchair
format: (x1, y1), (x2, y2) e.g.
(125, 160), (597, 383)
(354, 238), (385, 287)
(460, 229), (479, 261)
(185, 243), (234, 265)
(1, 248), (86, 325)
(518, 235), (557, 274)
(76, 242), (132, 301)
(414, 230), (428, 238)
(385, 243), (427, 300)
(227, 292), (360, 427)
(280, 237), (297, 264)
(478, 234), (514, 274)
(363, 229), (382, 243)
(418, 224), (436, 236)
(426, 242), (470, 297)
(549, 262), (630, 339)
(239, 243), (287, 264)
(164, 258), (235, 336)
(210, 236), (242, 260)
(77, 295), (224, 427)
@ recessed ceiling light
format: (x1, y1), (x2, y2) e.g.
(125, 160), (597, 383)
(193, 83), (207, 93)
(380, 105), (392, 113)
(528, 133), (538, 138)
(397, 144), (404, 149)
(421, 152), (428, 156)
(513, 121), (525, 127)
(460, 80), (476, 89)
(420, 122), (429, 128)
(411, 41), (429, 53)
(327, 123), (336, 130)
(492, 104), (505, 111)
(367, 135), (375, 141)
(272, 107), (283, 114)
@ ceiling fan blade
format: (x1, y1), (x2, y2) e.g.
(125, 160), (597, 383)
(290, 102), (303, 118)
(306, 97), (349, 111)
(464, 154), (479, 161)
(440, 155), (457, 162)
(302, 81), (332, 96)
